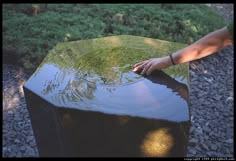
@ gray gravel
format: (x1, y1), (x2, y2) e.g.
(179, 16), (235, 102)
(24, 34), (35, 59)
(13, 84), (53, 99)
(187, 45), (234, 157)
(186, 4), (234, 157)
(2, 64), (39, 157)
(2, 4), (234, 157)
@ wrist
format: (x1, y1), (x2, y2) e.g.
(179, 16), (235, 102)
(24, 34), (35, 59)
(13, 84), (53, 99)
(163, 56), (173, 68)
(169, 54), (176, 65)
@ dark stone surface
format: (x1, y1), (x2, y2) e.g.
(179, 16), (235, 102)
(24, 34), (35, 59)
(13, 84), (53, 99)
(23, 35), (190, 157)
(25, 87), (190, 157)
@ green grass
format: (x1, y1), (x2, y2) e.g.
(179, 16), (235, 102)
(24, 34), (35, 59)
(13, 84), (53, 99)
(3, 4), (225, 70)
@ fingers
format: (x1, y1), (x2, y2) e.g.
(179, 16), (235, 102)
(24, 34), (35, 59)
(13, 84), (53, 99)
(141, 62), (152, 75)
(146, 65), (155, 75)
(133, 60), (147, 68)
(133, 59), (156, 75)
(132, 66), (141, 72)
(132, 63), (145, 72)
(132, 60), (148, 72)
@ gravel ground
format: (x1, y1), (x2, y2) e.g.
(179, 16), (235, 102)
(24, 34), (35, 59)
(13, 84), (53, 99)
(2, 4), (234, 157)
(2, 65), (39, 157)
(186, 4), (234, 157)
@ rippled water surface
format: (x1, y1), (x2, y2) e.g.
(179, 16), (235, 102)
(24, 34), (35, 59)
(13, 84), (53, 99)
(24, 35), (190, 122)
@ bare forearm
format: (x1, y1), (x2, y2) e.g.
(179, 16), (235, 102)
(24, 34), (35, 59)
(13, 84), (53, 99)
(172, 27), (233, 64)
(132, 26), (233, 75)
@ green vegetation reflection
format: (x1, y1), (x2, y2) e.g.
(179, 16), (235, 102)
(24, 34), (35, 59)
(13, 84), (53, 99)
(37, 35), (188, 85)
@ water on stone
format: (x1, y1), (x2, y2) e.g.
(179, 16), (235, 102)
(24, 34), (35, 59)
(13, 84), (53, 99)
(24, 35), (191, 157)
(24, 35), (190, 122)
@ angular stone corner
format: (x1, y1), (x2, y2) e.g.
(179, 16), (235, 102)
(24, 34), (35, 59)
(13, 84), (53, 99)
(24, 35), (190, 157)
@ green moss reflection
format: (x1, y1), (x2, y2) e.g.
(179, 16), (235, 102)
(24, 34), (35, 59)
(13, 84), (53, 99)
(37, 35), (188, 85)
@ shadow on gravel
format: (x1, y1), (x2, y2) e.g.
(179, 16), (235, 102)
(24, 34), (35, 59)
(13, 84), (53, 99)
(3, 64), (39, 157)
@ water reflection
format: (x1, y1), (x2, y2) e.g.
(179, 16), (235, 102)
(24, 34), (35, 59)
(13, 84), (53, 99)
(24, 35), (191, 157)
(25, 62), (189, 122)
(24, 35), (190, 122)
(34, 35), (188, 85)
(143, 70), (189, 103)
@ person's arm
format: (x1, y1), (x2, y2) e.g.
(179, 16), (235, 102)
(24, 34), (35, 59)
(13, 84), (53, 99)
(133, 26), (233, 75)
(173, 26), (233, 64)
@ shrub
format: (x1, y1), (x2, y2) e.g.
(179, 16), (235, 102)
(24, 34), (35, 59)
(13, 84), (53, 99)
(3, 4), (225, 70)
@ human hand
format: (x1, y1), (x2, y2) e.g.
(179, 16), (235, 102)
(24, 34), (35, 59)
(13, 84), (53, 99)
(132, 56), (172, 75)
